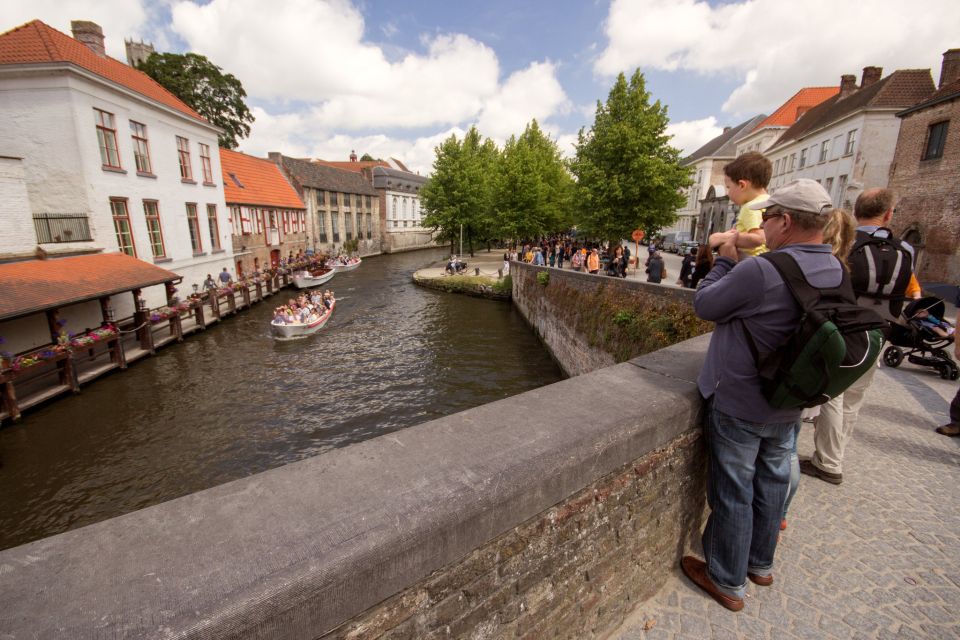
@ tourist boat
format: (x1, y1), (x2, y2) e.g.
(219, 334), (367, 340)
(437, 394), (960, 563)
(292, 267), (335, 289)
(330, 258), (362, 273)
(270, 300), (335, 339)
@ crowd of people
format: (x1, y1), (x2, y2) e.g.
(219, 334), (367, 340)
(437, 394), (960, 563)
(674, 150), (959, 616)
(272, 290), (335, 325)
(503, 238), (633, 278)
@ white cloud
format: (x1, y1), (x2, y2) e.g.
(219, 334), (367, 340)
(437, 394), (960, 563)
(596, 0), (960, 116)
(665, 117), (723, 156)
(4, 0), (148, 59)
(475, 61), (570, 139)
(238, 106), (460, 175)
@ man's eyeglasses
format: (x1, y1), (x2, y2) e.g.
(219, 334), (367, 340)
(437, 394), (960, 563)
(761, 208), (786, 222)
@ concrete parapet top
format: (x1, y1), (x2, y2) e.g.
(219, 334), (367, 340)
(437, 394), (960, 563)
(0, 334), (711, 639)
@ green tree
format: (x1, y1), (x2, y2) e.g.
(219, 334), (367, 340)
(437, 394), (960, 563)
(420, 127), (499, 256)
(570, 70), (690, 243)
(493, 120), (574, 241)
(360, 153), (375, 161)
(137, 52), (255, 149)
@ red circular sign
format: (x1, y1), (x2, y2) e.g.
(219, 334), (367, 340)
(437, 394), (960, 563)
(631, 229), (645, 242)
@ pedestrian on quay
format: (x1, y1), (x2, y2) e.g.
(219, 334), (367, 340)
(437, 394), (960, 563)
(587, 248), (600, 274)
(689, 244), (713, 289)
(219, 267), (232, 287)
(678, 248), (696, 288)
(645, 251), (666, 283)
(681, 178), (840, 612)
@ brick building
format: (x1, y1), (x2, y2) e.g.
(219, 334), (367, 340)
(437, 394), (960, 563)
(219, 148), (306, 276)
(888, 49), (960, 283)
(270, 153), (381, 258)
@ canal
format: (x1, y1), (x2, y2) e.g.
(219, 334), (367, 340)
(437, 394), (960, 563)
(0, 248), (564, 551)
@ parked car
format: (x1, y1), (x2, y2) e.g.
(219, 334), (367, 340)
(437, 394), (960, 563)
(679, 240), (699, 255)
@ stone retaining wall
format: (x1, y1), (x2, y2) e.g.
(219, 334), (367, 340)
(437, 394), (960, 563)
(511, 262), (710, 377)
(0, 330), (710, 639)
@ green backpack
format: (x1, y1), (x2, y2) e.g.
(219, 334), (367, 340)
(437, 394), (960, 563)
(747, 251), (887, 409)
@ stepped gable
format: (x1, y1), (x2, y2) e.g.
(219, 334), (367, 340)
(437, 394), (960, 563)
(769, 69), (935, 150)
(0, 20), (204, 122)
(278, 155), (378, 196)
(683, 114), (767, 163)
(219, 149), (305, 209)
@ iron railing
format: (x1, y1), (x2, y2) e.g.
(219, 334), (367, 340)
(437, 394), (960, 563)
(33, 213), (93, 244)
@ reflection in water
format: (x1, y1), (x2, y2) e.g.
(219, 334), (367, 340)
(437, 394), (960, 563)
(0, 248), (563, 550)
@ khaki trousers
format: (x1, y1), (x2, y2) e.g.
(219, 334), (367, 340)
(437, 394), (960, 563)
(811, 362), (878, 475)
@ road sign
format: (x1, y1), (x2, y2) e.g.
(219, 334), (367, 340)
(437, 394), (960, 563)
(631, 229), (645, 242)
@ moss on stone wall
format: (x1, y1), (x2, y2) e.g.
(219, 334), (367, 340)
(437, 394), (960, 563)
(541, 276), (711, 363)
(414, 274), (511, 300)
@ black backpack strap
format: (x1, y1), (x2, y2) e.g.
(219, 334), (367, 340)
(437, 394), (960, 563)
(759, 251), (821, 312)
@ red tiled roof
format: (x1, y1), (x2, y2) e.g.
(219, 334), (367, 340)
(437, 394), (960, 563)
(755, 87), (840, 129)
(898, 77), (960, 116)
(314, 159), (391, 173)
(220, 149), (305, 209)
(0, 253), (179, 321)
(0, 20), (204, 123)
(768, 69), (935, 151)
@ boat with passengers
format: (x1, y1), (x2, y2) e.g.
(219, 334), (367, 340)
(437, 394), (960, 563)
(270, 291), (336, 338)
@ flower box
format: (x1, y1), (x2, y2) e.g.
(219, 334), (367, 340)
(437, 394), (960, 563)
(69, 324), (119, 349)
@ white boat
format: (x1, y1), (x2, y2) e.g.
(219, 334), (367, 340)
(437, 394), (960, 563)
(292, 268), (335, 289)
(270, 301), (335, 338)
(330, 258), (361, 273)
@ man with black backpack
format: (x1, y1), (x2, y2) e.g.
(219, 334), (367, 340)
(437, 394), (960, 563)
(801, 188), (913, 485)
(681, 178), (886, 612)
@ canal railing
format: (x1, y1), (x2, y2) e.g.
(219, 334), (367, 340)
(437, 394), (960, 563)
(1, 263), (309, 424)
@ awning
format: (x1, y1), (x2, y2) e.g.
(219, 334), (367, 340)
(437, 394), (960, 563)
(0, 253), (180, 321)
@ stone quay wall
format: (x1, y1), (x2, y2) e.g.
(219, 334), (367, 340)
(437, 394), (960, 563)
(510, 261), (709, 377)
(0, 329), (711, 639)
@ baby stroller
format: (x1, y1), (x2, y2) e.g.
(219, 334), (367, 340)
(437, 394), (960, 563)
(882, 296), (958, 380)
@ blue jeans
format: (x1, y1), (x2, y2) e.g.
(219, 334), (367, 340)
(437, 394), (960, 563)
(702, 401), (796, 598)
(782, 423), (801, 520)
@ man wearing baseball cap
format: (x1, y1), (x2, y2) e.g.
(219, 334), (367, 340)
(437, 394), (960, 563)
(681, 179), (839, 611)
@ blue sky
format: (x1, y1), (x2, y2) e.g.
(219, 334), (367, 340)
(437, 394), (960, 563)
(5, 0), (958, 173)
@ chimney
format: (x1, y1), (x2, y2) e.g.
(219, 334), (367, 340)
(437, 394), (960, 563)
(71, 21), (106, 57)
(349, 150), (358, 162)
(860, 66), (882, 88)
(839, 74), (858, 97)
(124, 38), (155, 67)
(268, 152), (282, 163)
(722, 126), (731, 134)
(939, 48), (960, 89)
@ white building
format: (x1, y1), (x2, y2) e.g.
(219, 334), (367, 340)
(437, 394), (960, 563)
(670, 115), (766, 240)
(766, 68), (935, 208)
(0, 19), (235, 307)
(733, 86), (839, 158)
(370, 166), (432, 253)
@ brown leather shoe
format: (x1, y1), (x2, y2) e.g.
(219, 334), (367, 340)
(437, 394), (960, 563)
(681, 556), (744, 611)
(799, 459), (842, 485)
(748, 572), (773, 586)
(936, 423), (960, 437)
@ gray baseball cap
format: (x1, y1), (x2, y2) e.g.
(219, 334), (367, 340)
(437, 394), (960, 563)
(748, 178), (834, 215)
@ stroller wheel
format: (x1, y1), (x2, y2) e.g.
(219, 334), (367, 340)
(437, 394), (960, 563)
(883, 346), (903, 368)
(949, 365), (960, 381)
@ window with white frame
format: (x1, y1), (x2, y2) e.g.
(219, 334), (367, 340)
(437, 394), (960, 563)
(199, 143), (214, 183)
(799, 148), (807, 169)
(819, 140), (829, 163)
(788, 153), (796, 171)
(844, 130), (857, 155)
(230, 205), (242, 235)
(318, 210), (328, 242)
(836, 175), (848, 206)
(95, 109), (122, 169)
(130, 121), (152, 173)
(186, 203), (202, 252)
(177, 136), (193, 180)
(143, 200), (165, 258)
(207, 204), (221, 251)
(111, 198), (135, 256)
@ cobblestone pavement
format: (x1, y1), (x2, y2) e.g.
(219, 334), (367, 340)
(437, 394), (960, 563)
(614, 358), (960, 640)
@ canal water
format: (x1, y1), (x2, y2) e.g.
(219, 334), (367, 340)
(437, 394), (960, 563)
(0, 248), (564, 551)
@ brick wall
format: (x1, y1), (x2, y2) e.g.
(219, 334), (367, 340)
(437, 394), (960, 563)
(323, 431), (705, 640)
(888, 99), (960, 283)
(511, 262), (710, 377)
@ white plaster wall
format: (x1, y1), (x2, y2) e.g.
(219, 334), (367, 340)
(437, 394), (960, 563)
(0, 157), (36, 255)
(0, 69), (235, 292)
(0, 314), (54, 355)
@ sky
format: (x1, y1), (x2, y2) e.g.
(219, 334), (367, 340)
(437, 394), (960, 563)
(4, 0), (959, 175)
